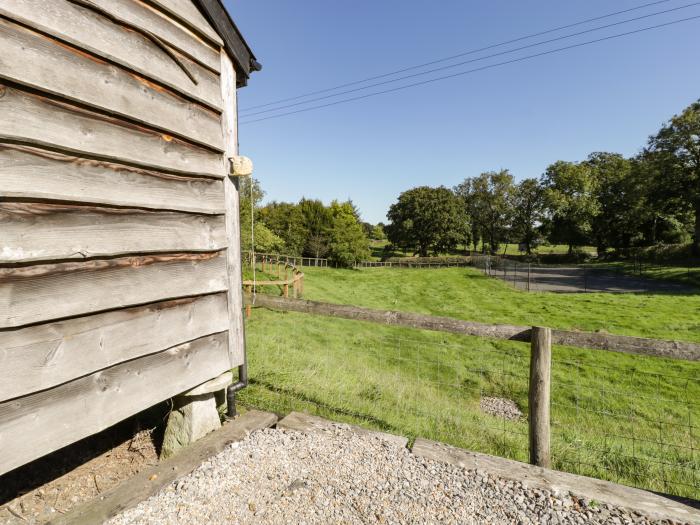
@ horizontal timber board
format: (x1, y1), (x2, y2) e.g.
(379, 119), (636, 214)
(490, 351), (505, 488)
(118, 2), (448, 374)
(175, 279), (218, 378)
(0, 331), (230, 476)
(0, 145), (225, 214)
(0, 253), (228, 329)
(0, 294), (229, 402)
(0, 84), (224, 177)
(0, 0), (222, 110)
(247, 295), (700, 361)
(0, 18), (223, 151)
(147, 0), (223, 45)
(89, 0), (221, 72)
(0, 202), (227, 263)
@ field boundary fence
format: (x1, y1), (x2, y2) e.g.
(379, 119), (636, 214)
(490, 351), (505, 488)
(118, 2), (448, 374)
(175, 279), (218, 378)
(247, 251), (329, 268)
(470, 254), (694, 294)
(245, 294), (700, 500)
(354, 258), (471, 269)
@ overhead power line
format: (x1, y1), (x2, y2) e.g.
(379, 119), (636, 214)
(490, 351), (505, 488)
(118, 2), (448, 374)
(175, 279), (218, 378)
(241, 2), (700, 118)
(240, 15), (700, 125)
(240, 0), (678, 114)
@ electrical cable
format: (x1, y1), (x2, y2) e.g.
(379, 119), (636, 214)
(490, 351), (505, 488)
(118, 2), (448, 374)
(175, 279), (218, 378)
(240, 0), (680, 113)
(240, 15), (700, 125)
(241, 2), (699, 118)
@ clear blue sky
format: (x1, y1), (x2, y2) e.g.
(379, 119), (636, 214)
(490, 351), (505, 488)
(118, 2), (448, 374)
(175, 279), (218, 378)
(225, 0), (700, 224)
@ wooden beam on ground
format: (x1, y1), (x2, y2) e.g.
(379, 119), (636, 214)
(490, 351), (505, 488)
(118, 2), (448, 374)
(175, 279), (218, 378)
(246, 295), (700, 361)
(46, 410), (278, 525)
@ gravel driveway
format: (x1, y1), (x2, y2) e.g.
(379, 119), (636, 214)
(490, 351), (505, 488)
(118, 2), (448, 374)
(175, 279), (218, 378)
(107, 423), (688, 525)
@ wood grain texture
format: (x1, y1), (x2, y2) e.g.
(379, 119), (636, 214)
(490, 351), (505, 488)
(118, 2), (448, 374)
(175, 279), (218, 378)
(0, 332), (230, 476)
(0, 294), (228, 402)
(0, 0), (222, 110)
(89, 0), (221, 72)
(0, 84), (224, 177)
(0, 18), (223, 151)
(247, 295), (700, 361)
(220, 51), (245, 367)
(147, 0), (223, 45)
(0, 203), (226, 263)
(0, 253), (228, 329)
(528, 326), (551, 469)
(0, 145), (225, 214)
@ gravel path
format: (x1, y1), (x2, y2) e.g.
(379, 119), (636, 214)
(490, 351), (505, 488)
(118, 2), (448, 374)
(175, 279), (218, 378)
(108, 424), (689, 525)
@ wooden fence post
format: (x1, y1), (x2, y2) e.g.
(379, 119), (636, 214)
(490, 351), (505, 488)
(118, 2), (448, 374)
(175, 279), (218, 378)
(529, 326), (552, 468)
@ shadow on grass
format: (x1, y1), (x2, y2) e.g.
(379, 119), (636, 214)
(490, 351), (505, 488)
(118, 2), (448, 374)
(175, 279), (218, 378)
(246, 378), (404, 437)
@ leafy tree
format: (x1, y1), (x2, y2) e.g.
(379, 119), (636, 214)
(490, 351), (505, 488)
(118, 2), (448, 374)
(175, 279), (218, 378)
(511, 178), (545, 254)
(455, 170), (515, 253)
(584, 152), (643, 254)
(386, 186), (466, 256)
(299, 198), (333, 258)
(647, 99), (700, 254)
(541, 161), (599, 254)
(327, 201), (370, 267)
(453, 178), (479, 251)
(371, 224), (386, 240)
(259, 201), (307, 255)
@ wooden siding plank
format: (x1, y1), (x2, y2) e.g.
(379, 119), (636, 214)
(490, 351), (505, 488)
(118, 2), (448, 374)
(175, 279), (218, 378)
(0, 85), (224, 177)
(0, 294), (228, 403)
(220, 51), (245, 367)
(0, 0), (223, 111)
(0, 145), (225, 214)
(0, 203), (227, 263)
(0, 332), (230, 476)
(0, 18), (223, 151)
(90, 0), (221, 72)
(148, 0), (223, 46)
(0, 253), (228, 329)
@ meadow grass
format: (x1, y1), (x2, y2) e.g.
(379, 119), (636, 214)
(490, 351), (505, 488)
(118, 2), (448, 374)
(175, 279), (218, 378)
(299, 265), (700, 343)
(241, 308), (700, 499)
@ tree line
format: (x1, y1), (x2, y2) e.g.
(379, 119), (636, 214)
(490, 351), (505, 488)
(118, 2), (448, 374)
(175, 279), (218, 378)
(239, 178), (371, 267)
(386, 99), (700, 258)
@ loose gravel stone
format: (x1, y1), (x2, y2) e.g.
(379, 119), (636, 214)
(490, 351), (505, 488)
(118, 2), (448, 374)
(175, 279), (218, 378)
(480, 396), (523, 421)
(108, 424), (691, 525)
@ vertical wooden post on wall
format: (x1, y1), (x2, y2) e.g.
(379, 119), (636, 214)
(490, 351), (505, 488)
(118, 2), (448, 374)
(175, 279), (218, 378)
(220, 51), (245, 367)
(529, 326), (552, 468)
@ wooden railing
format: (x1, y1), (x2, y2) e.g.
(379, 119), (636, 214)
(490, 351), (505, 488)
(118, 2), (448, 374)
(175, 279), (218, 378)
(243, 255), (304, 300)
(244, 294), (700, 472)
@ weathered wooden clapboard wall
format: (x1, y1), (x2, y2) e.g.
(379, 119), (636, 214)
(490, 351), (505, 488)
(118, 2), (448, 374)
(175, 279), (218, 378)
(0, 0), (245, 475)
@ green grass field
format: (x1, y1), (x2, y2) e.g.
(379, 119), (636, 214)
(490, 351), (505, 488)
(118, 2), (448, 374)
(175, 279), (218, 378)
(299, 266), (700, 342)
(240, 266), (700, 498)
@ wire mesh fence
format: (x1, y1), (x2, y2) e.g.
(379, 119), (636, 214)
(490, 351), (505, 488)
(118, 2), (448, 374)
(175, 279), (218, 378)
(470, 254), (693, 294)
(241, 308), (700, 500)
(550, 356), (700, 499)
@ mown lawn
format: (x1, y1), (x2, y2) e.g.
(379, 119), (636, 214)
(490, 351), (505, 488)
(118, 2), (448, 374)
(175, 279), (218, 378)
(299, 265), (700, 343)
(241, 308), (700, 499)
